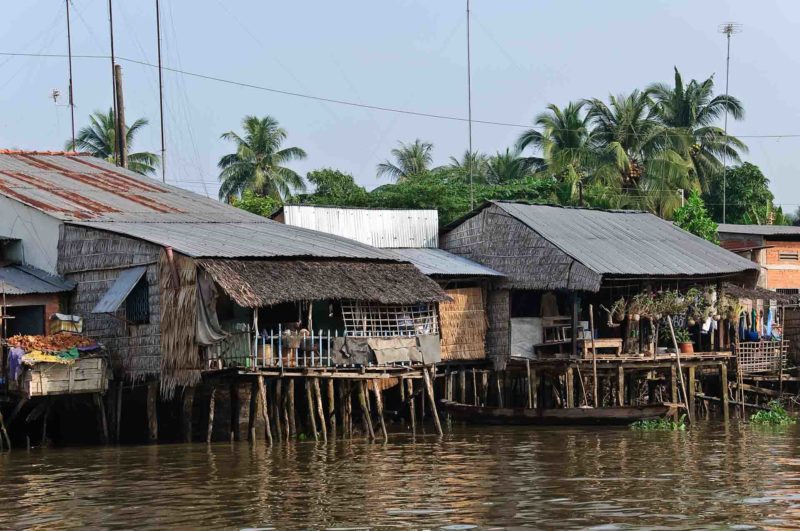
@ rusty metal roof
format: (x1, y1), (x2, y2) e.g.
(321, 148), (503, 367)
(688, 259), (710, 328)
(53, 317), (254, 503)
(0, 153), (399, 261)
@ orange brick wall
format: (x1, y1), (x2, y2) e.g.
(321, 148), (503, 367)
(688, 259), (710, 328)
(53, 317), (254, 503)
(764, 240), (800, 290)
(4, 293), (63, 335)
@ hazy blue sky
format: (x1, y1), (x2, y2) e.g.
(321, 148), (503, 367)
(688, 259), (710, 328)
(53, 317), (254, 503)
(2, 1), (798, 210)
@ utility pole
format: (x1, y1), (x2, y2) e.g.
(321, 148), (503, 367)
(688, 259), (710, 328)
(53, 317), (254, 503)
(65, 0), (76, 148)
(108, 0), (120, 165)
(114, 64), (127, 168)
(677, 188), (685, 208)
(466, 0), (474, 210)
(156, 0), (166, 182)
(718, 22), (742, 224)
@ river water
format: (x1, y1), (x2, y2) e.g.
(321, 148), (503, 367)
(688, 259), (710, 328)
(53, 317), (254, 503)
(1, 421), (798, 529)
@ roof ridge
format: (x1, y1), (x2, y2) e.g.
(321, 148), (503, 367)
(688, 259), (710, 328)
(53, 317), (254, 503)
(0, 149), (89, 156)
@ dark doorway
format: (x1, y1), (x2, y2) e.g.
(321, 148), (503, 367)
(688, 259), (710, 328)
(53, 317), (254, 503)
(7, 305), (46, 336)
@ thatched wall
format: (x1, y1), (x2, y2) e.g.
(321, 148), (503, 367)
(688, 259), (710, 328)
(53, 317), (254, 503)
(159, 250), (202, 397)
(441, 204), (601, 292)
(486, 288), (510, 370)
(439, 287), (487, 361)
(197, 258), (448, 307)
(58, 225), (161, 382)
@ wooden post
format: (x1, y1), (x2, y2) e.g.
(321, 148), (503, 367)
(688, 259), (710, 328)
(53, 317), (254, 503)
(345, 381), (354, 437)
(327, 379), (336, 438)
(670, 364), (678, 404)
(687, 366), (696, 416)
(471, 368), (478, 405)
(313, 378), (327, 442)
(306, 379), (319, 440)
(259, 377), (272, 444)
(182, 386), (195, 443)
(286, 379), (296, 438)
(146, 381), (158, 442)
(357, 380), (375, 440)
(406, 378), (416, 436)
(566, 367), (575, 408)
(93, 393), (109, 444)
(481, 371), (489, 407)
(206, 386), (215, 443)
(496, 372), (504, 408)
(526, 360), (533, 408)
(114, 64), (127, 167)
(667, 316), (693, 423)
(0, 407), (10, 450)
(274, 380), (284, 442)
(115, 381), (123, 443)
(617, 366), (625, 407)
(459, 370), (466, 404)
(372, 381), (388, 441)
(589, 304), (598, 408)
(423, 366), (443, 436)
(720, 362), (730, 421)
(571, 294), (579, 359)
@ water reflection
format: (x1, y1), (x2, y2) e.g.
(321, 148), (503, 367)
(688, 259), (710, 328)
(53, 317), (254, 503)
(0, 422), (798, 529)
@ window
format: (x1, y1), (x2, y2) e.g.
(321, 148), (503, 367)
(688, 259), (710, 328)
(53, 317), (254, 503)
(341, 301), (438, 336)
(7, 305), (45, 336)
(776, 288), (800, 295)
(125, 276), (150, 324)
(778, 251), (799, 261)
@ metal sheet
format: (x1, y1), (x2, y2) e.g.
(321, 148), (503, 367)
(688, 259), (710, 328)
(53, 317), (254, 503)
(0, 265), (75, 295)
(91, 265), (147, 314)
(387, 248), (503, 277)
(718, 224), (800, 237)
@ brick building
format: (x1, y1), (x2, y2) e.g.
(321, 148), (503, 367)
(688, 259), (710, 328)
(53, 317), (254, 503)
(718, 224), (800, 293)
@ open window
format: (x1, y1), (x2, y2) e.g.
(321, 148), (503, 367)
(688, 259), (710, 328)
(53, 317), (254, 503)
(91, 265), (150, 324)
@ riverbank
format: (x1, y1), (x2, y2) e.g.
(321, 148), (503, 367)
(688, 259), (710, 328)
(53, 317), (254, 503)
(1, 422), (798, 529)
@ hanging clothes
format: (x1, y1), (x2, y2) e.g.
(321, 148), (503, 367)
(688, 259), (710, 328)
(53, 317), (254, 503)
(738, 312), (746, 341)
(766, 308), (773, 338)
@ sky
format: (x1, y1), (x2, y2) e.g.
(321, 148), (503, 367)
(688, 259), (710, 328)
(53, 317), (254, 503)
(1, 1), (799, 211)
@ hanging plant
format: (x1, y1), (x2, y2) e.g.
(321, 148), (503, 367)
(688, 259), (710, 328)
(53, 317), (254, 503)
(610, 297), (627, 323)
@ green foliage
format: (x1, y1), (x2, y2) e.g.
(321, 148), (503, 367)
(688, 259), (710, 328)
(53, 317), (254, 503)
(377, 139), (434, 182)
(630, 414), (687, 431)
(750, 401), (796, 426)
(303, 168), (369, 206)
(703, 163), (785, 225)
(229, 190), (282, 217)
(673, 191), (718, 242)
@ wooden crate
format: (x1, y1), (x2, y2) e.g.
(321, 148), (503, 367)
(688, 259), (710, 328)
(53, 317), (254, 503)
(17, 358), (108, 397)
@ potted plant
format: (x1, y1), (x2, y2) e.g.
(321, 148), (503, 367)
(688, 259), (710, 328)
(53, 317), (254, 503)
(673, 328), (694, 354)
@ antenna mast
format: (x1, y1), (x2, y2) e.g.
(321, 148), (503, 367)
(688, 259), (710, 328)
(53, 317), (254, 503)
(718, 22), (742, 224)
(156, 0), (166, 182)
(466, 0), (474, 210)
(65, 0), (76, 148)
(108, 0), (120, 166)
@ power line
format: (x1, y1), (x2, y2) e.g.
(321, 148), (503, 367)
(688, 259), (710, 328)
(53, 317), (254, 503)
(5, 51), (800, 139)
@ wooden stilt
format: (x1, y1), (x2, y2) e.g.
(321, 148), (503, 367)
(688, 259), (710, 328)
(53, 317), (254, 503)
(566, 367), (575, 408)
(286, 379), (295, 438)
(720, 362), (729, 421)
(526, 360), (533, 408)
(259, 377), (272, 444)
(459, 370), (466, 404)
(423, 367), (443, 436)
(531, 369), (540, 409)
(688, 366), (696, 416)
(345, 381), (354, 437)
(358, 380), (375, 440)
(406, 378), (416, 436)
(496, 372), (504, 408)
(146, 381), (158, 443)
(306, 379), (319, 440)
(670, 364), (678, 405)
(182, 386), (194, 443)
(41, 402), (50, 446)
(207, 386), (216, 443)
(0, 407), (10, 450)
(313, 378), (327, 442)
(94, 393), (109, 444)
(471, 368), (478, 405)
(115, 381), (123, 443)
(372, 381), (388, 442)
(273, 380), (284, 442)
(616, 366), (624, 407)
(327, 379), (336, 438)
(481, 371), (489, 406)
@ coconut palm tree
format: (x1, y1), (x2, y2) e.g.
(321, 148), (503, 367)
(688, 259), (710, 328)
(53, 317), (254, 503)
(486, 149), (532, 183)
(446, 150), (489, 184)
(65, 108), (159, 175)
(646, 67), (747, 191)
(217, 115), (306, 201)
(377, 139), (433, 181)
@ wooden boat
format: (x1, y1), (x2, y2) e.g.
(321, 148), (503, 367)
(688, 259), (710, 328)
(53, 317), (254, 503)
(438, 399), (679, 426)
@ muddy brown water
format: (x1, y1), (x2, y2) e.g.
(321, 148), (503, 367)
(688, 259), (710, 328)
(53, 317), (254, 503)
(0, 422), (798, 529)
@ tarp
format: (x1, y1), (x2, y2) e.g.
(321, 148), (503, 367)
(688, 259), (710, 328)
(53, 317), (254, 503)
(368, 337), (416, 364)
(196, 269), (227, 346)
(91, 266), (147, 314)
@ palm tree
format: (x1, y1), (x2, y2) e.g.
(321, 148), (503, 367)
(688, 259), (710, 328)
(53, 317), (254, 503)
(217, 115), (306, 201)
(646, 67), (747, 191)
(65, 108), (159, 175)
(377, 139), (433, 181)
(486, 149), (532, 183)
(446, 150), (489, 184)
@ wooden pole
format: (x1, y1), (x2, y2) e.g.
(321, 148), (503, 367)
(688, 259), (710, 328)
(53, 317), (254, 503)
(687, 366), (696, 416)
(423, 367), (443, 436)
(357, 380), (375, 440)
(372, 381), (388, 442)
(666, 316), (693, 422)
(273, 380), (284, 442)
(720, 361), (730, 421)
(589, 304), (598, 407)
(566, 366), (575, 408)
(459, 370), (466, 404)
(471, 368), (478, 405)
(94, 393), (109, 444)
(313, 378), (327, 442)
(113, 64), (127, 168)
(259, 377), (272, 444)
(206, 386), (215, 443)
(327, 379), (336, 438)
(146, 381), (158, 442)
(306, 379), (319, 440)
(286, 379), (295, 438)
(481, 371), (489, 406)
(182, 386), (194, 443)
(616, 366), (625, 407)
(345, 381), (354, 437)
(0, 407), (10, 450)
(670, 364), (678, 404)
(526, 360), (533, 408)
(115, 381), (123, 443)
(406, 378), (416, 436)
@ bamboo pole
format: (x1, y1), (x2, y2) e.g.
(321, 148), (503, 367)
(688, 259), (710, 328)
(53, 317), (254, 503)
(666, 316), (693, 423)
(206, 386), (215, 443)
(372, 381), (388, 442)
(589, 304), (598, 407)
(313, 378), (327, 442)
(423, 367), (443, 436)
(406, 378), (416, 436)
(306, 379), (319, 440)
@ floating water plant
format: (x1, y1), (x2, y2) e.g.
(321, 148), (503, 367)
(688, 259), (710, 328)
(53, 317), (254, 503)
(630, 415), (687, 431)
(750, 401), (797, 426)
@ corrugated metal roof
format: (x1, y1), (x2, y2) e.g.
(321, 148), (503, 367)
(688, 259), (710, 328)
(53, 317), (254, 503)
(387, 248), (503, 278)
(280, 205), (439, 248)
(718, 224), (800, 236)
(494, 202), (757, 277)
(0, 264), (75, 295)
(0, 153), (402, 261)
(70, 221), (401, 260)
(91, 265), (147, 313)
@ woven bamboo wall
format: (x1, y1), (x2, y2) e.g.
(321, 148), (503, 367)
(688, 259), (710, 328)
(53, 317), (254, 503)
(58, 225), (162, 382)
(486, 288), (510, 370)
(439, 287), (487, 361)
